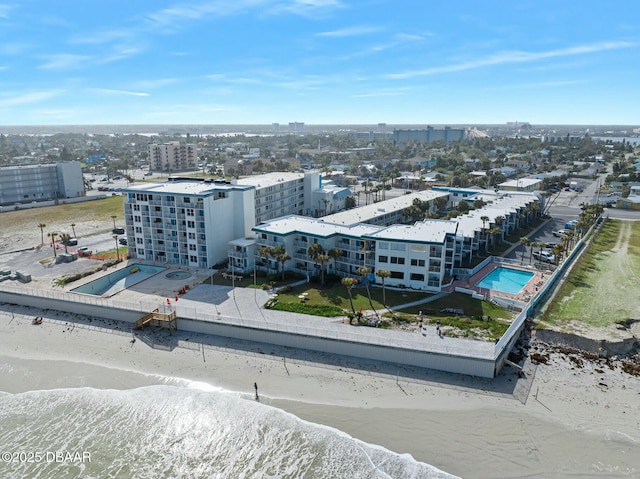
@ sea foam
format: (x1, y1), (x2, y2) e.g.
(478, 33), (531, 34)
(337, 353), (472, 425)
(0, 385), (458, 479)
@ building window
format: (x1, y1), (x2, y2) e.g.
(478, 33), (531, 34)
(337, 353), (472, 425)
(378, 255), (388, 263)
(378, 242), (389, 250)
(390, 271), (404, 279)
(410, 259), (426, 267)
(410, 273), (425, 281)
(390, 257), (405, 265)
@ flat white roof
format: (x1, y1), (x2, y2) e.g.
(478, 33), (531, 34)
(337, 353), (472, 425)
(253, 215), (383, 238)
(123, 180), (252, 195)
(236, 172), (305, 188)
(365, 220), (458, 243)
(322, 190), (450, 226)
(498, 178), (541, 188)
(229, 236), (258, 247)
(455, 193), (538, 237)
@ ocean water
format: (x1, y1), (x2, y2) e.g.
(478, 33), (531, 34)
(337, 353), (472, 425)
(0, 384), (457, 479)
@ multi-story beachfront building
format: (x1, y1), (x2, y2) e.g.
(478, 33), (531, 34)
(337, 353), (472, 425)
(123, 179), (255, 268)
(122, 172), (350, 268)
(0, 162), (85, 206)
(244, 188), (540, 292)
(147, 141), (198, 172)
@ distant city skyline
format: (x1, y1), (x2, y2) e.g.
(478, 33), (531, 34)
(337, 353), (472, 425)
(0, 1), (638, 126)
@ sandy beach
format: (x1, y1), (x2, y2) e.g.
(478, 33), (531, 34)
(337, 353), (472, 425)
(1, 303), (639, 479)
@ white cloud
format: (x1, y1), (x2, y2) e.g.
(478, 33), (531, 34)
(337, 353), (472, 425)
(97, 45), (144, 64)
(0, 4), (12, 18)
(0, 90), (61, 107)
(317, 26), (381, 38)
(69, 29), (134, 45)
(39, 54), (91, 70)
(130, 78), (179, 89)
(269, 0), (344, 17)
(352, 87), (413, 98)
(386, 41), (635, 79)
(88, 88), (150, 97)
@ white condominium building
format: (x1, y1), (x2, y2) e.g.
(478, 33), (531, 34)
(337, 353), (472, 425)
(123, 179), (255, 268)
(148, 141), (198, 172)
(121, 172), (347, 268)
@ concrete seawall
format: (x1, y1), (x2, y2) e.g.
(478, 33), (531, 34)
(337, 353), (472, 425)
(0, 288), (497, 378)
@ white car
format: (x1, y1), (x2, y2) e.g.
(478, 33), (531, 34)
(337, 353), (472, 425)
(533, 250), (555, 263)
(553, 229), (569, 238)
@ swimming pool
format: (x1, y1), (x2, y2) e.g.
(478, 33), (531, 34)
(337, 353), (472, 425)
(71, 264), (166, 296)
(476, 267), (534, 295)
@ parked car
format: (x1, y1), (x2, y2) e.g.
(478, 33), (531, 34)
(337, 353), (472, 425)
(112, 227), (125, 235)
(118, 237), (128, 245)
(533, 250), (555, 263)
(144, 171), (153, 176)
(61, 237), (78, 246)
(544, 241), (557, 249)
(553, 229), (569, 237)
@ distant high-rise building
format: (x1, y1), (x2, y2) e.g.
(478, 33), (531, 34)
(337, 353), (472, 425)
(272, 123), (280, 133)
(147, 141), (198, 172)
(288, 122), (305, 133)
(393, 126), (466, 144)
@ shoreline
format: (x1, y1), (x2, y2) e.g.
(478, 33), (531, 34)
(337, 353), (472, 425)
(1, 305), (639, 478)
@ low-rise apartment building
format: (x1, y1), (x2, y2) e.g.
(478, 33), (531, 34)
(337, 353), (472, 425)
(243, 189), (540, 292)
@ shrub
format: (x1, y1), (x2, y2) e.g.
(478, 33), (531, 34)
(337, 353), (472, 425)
(270, 301), (343, 317)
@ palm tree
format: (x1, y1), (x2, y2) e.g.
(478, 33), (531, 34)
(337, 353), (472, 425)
(272, 245), (291, 281)
(70, 223), (77, 238)
(494, 215), (506, 239)
(552, 244), (564, 265)
(47, 232), (58, 258)
(356, 267), (378, 319)
(37, 223), (46, 246)
(258, 246), (273, 275)
(375, 269), (390, 306)
(488, 226), (502, 252)
(529, 242), (537, 264)
(327, 247), (341, 274)
(113, 235), (119, 262)
(341, 277), (358, 320)
(59, 233), (71, 254)
(307, 243), (329, 284)
(520, 237), (530, 264)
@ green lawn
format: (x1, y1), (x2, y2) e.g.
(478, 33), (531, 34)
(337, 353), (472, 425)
(269, 281), (429, 316)
(543, 219), (640, 328)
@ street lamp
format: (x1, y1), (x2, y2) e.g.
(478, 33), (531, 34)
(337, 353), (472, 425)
(113, 235), (119, 262)
(111, 215), (117, 231)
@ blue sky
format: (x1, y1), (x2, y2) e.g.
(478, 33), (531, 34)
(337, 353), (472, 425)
(0, 0), (638, 126)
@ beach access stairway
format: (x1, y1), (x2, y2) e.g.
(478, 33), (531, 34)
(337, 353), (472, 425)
(134, 308), (177, 333)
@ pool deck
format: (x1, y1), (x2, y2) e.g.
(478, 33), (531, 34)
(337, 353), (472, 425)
(445, 261), (548, 303)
